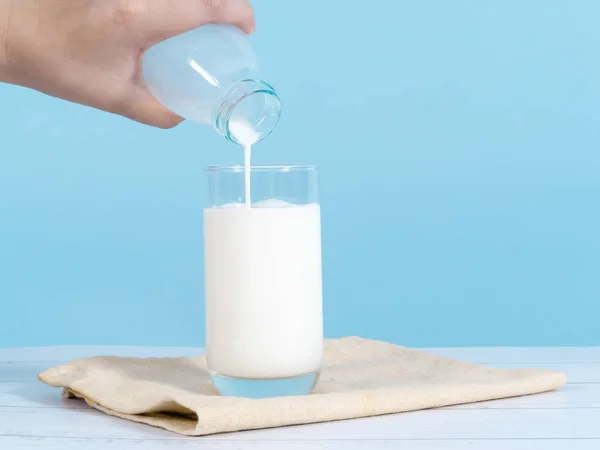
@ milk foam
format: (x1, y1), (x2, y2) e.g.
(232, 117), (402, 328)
(216, 199), (301, 209)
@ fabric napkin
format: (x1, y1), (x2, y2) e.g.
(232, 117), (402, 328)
(38, 337), (566, 436)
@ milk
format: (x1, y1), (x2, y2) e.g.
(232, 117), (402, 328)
(204, 200), (323, 379)
(229, 121), (259, 207)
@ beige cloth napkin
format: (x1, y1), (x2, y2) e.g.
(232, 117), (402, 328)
(38, 337), (566, 436)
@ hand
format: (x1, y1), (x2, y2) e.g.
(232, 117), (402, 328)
(0, 0), (255, 128)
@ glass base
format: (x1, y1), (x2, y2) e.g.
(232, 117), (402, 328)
(210, 371), (319, 399)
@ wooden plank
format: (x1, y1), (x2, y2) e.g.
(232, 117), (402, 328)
(0, 362), (52, 383)
(0, 436), (599, 450)
(446, 383), (599, 410)
(0, 382), (90, 410)
(486, 362), (600, 384)
(0, 407), (599, 440)
(228, 408), (600, 440)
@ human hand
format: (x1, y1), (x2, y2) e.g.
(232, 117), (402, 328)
(0, 0), (255, 128)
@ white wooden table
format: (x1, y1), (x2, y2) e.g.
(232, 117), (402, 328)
(0, 346), (598, 449)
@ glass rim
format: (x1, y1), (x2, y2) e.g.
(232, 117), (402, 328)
(203, 164), (317, 172)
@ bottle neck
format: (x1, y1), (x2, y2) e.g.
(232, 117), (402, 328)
(214, 79), (281, 145)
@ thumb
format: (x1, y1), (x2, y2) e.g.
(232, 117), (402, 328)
(143, 0), (256, 42)
(122, 85), (184, 129)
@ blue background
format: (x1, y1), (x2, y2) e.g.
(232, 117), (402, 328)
(1, 1), (599, 348)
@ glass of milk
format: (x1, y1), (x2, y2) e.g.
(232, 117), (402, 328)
(203, 165), (323, 398)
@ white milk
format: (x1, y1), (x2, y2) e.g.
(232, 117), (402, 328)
(204, 200), (323, 379)
(229, 121), (259, 207)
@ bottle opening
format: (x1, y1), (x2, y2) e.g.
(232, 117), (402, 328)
(215, 79), (281, 145)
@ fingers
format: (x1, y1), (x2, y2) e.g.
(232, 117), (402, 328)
(141, 0), (256, 42)
(202, 0), (256, 33)
(121, 85), (184, 129)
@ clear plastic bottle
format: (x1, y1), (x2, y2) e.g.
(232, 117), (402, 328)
(142, 24), (280, 144)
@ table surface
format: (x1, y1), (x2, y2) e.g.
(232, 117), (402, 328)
(0, 345), (598, 449)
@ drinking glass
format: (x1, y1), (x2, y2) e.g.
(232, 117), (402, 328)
(203, 165), (323, 398)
